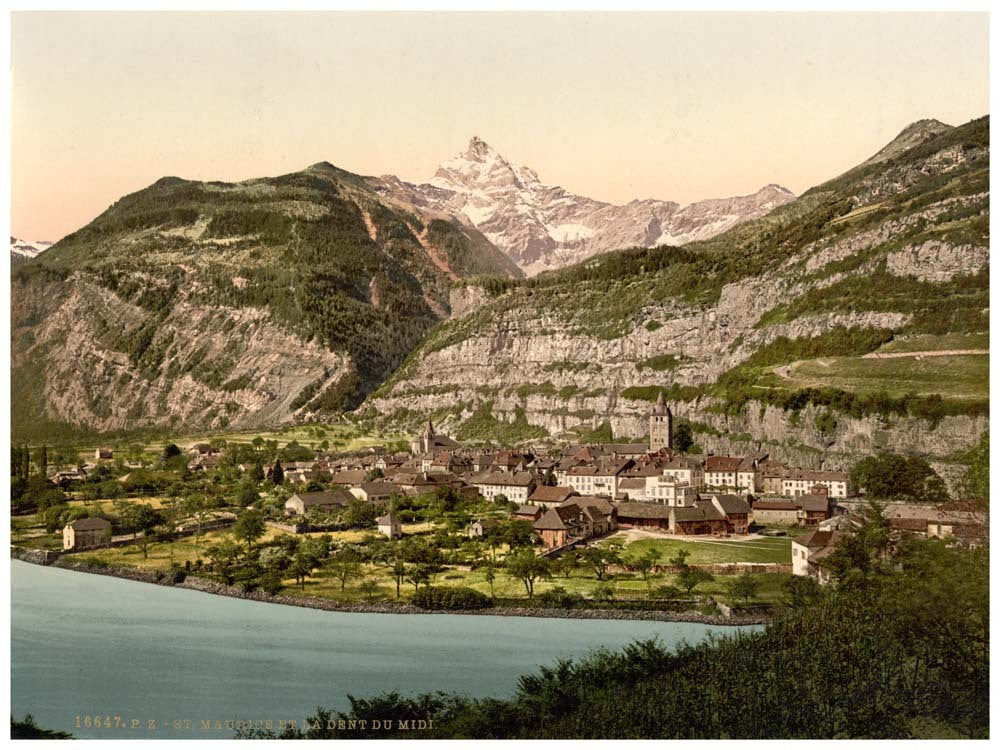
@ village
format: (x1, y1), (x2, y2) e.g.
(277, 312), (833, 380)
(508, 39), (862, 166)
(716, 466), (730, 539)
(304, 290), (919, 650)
(11, 393), (987, 616)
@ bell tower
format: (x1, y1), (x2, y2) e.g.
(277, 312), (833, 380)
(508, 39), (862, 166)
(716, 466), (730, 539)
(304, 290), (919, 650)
(649, 391), (673, 452)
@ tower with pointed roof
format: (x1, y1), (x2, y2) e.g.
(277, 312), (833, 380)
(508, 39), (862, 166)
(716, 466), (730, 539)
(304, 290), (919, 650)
(649, 391), (673, 452)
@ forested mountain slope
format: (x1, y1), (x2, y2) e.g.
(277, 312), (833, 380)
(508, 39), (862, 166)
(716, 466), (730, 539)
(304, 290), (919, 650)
(11, 162), (521, 440)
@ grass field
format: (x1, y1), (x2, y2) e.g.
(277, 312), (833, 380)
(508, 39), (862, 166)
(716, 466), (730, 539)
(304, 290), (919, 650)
(601, 533), (792, 565)
(271, 559), (794, 607)
(63, 521), (794, 607)
(762, 352), (988, 400)
(875, 332), (988, 354)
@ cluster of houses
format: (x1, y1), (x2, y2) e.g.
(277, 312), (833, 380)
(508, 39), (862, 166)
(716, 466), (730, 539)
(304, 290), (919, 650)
(237, 403), (857, 552)
(791, 501), (986, 584)
(54, 402), (984, 574)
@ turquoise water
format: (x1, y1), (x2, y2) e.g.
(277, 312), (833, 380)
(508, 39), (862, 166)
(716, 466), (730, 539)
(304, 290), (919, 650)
(11, 560), (753, 739)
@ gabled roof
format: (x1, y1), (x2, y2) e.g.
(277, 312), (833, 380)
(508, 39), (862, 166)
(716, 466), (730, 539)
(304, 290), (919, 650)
(798, 494), (831, 513)
(708, 493), (751, 515)
(705, 456), (744, 472)
(676, 504), (726, 522)
(753, 500), (799, 511)
(616, 502), (672, 520)
(793, 529), (840, 550)
(560, 495), (615, 517)
(514, 504), (542, 517)
(376, 513), (399, 525)
(472, 517), (502, 528)
(288, 489), (354, 508)
(356, 482), (401, 496)
(528, 485), (575, 504)
(534, 505), (589, 531)
(66, 517), (111, 531)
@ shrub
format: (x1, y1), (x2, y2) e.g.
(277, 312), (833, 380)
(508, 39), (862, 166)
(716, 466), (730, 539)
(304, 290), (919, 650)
(411, 586), (491, 611)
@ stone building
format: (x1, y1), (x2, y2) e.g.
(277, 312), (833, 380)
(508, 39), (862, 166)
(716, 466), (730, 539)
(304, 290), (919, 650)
(62, 517), (112, 550)
(649, 392), (673, 452)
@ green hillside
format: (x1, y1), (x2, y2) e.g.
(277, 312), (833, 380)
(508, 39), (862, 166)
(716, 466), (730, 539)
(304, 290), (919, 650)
(11, 162), (521, 441)
(372, 117), (989, 439)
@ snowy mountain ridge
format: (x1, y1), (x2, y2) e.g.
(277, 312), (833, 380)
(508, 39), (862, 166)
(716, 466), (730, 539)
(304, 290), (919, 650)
(372, 137), (796, 275)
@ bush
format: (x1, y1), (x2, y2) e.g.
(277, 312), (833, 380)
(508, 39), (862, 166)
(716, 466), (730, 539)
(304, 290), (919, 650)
(536, 587), (585, 609)
(411, 586), (491, 611)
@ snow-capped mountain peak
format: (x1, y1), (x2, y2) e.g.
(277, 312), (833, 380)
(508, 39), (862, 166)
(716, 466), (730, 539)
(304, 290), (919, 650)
(10, 236), (53, 260)
(373, 139), (796, 276)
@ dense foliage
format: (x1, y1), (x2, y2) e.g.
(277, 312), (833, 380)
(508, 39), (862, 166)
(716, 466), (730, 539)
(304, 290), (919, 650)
(240, 537), (988, 739)
(411, 586), (491, 611)
(850, 453), (950, 503)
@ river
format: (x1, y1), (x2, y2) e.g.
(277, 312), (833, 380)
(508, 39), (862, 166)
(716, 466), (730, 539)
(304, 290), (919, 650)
(11, 560), (755, 739)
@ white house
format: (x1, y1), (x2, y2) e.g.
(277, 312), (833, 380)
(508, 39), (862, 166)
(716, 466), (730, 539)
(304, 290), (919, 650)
(782, 470), (849, 499)
(644, 475), (699, 506)
(376, 513), (402, 539)
(472, 471), (536, 503)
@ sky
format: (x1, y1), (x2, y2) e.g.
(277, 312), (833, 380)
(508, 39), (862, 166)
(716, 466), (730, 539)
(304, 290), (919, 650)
(10, 11), (990, 242)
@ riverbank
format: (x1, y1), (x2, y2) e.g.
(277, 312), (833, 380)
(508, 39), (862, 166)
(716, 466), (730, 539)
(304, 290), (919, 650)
(13, 548), (772, 626)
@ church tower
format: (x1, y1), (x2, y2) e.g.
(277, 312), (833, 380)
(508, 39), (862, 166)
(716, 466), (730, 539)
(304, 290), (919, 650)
(649, 392), (673, 452)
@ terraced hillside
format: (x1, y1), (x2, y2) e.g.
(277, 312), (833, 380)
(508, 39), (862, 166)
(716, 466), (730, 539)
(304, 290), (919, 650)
(367, 117), (989, 472)
(11, 162), (522, 440)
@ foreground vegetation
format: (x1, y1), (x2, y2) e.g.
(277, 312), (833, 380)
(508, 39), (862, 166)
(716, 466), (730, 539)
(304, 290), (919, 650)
(239, 527), (989, 739)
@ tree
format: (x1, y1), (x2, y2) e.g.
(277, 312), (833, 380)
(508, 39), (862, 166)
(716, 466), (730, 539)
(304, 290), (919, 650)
(205, 539), (241, 584)
(328, 548), (363, 591)
(656, 584), (682, 600)
(673, 420), (694, 453)
(823, 500), (893, 585)
(782, 575), (822, 609)
(271, 459), (284, 486)
(392, 559), (407, 598)
(120, 503), (165, 559)
(629, 548), (660, 585)
(182, 494), (213, 543)
(728, 572), (759, 606)
(850, 453), (949, 503)
(406, 564), (431, 593)
(250, 459), (265, 484)
(36, 445), (47, 478)
(484, 563), (497, 601)
(591, 583), (615, 602)
(288, 544), (319, 591)
(161, 443), (181, 462)
(677, 567), (714, 595)
(505, 549), (552, 597)
(542, 468), (557, 486)
(669, 548), (691, 569)
(580, 546), (622, 581)
(499, 519), (535, 549)
(359, 579), (379, 602)
(234, 480), (259, 508)
(959, 432), (989, 503)
(234, 510), (266, 554)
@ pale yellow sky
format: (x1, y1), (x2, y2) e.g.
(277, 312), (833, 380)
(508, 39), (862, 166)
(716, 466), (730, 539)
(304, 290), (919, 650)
(11, 12), (989, 242)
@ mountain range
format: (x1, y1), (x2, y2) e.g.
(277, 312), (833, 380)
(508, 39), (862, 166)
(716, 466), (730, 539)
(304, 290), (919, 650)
(10, 237), (53, 263)
(367, 117), (989, 479)
(371, 137), (796, 275)
(11, 117), (990, 482)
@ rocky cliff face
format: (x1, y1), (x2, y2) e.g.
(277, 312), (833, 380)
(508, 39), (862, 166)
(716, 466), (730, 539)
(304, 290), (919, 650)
(370, 137), (796, 276)
(366, 118), (990, 469)
(11, 162), (521, 439)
